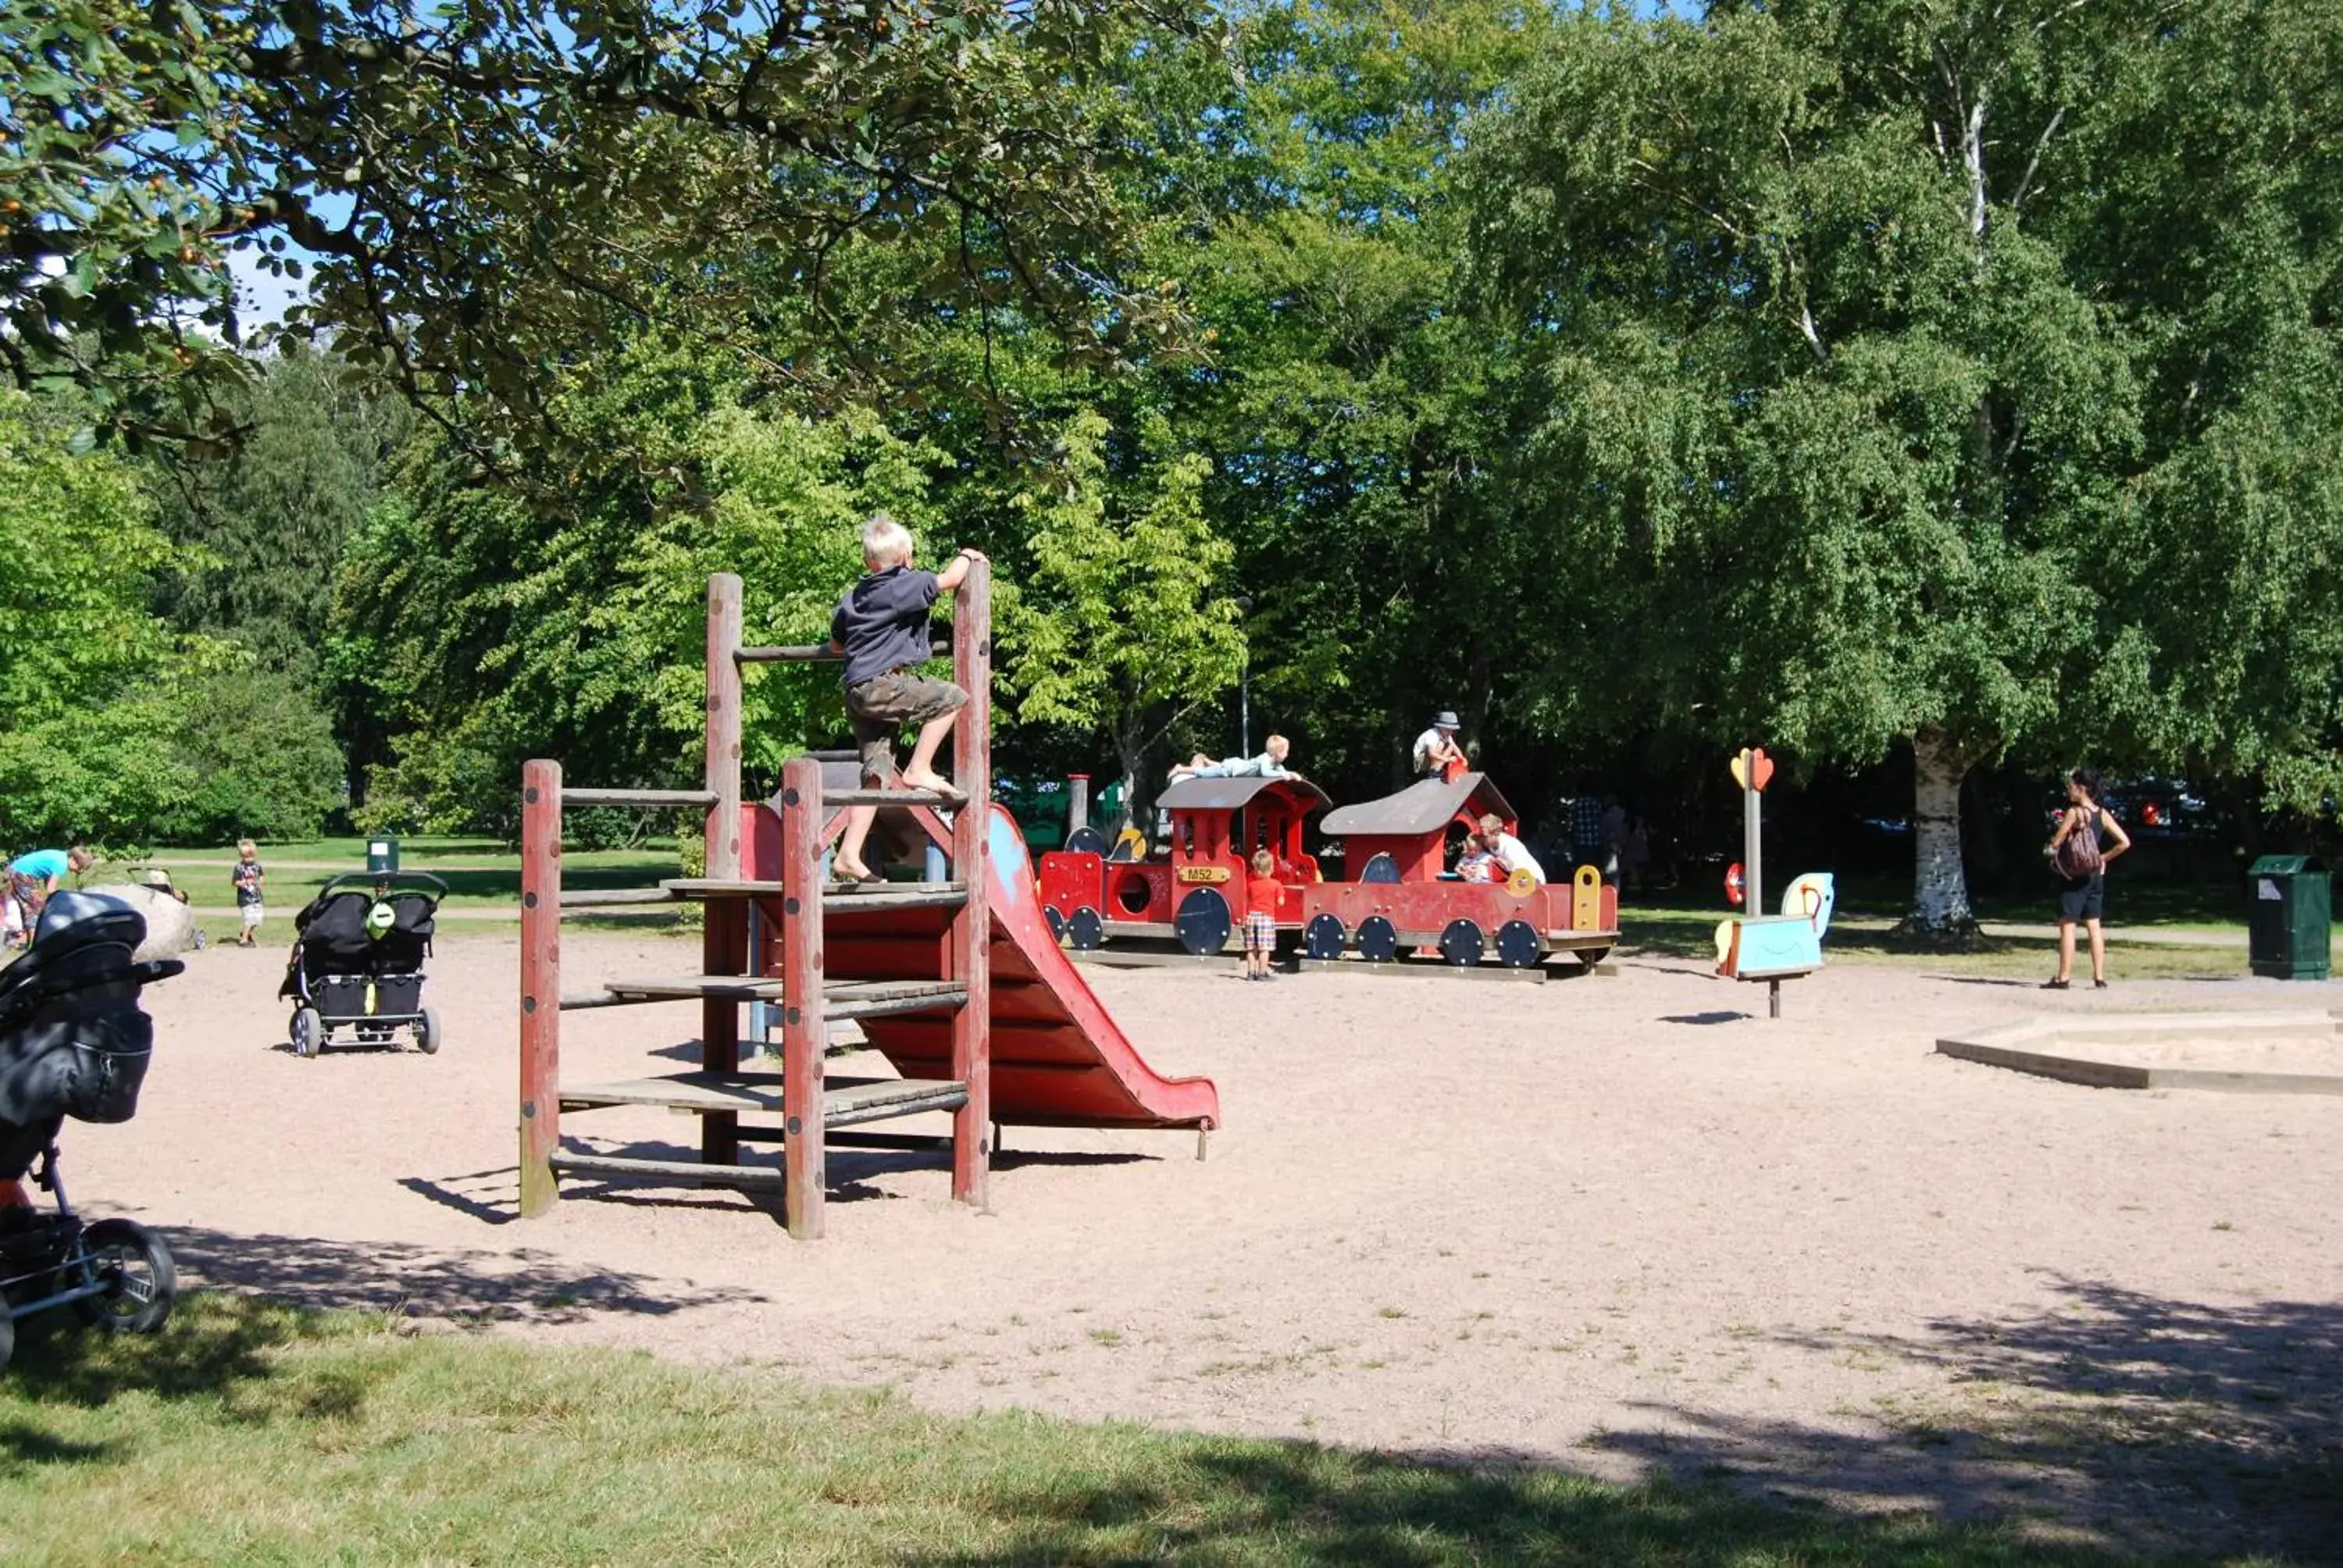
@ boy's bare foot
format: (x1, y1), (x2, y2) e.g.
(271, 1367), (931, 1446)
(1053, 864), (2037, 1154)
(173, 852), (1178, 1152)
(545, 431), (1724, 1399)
(899, 771), (965, 801)
(831, 858), (882, 885)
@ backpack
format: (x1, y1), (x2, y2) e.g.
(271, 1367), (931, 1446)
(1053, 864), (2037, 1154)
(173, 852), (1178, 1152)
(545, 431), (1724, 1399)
(2052, 811), (2106, 880)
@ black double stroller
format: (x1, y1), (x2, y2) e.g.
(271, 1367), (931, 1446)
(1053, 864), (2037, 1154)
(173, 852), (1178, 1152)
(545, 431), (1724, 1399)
(0, 893), (182, 1370)
(280, 872), (447, 1057)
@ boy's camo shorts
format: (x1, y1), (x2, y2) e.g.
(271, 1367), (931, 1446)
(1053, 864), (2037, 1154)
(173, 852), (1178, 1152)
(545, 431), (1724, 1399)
(845, 671), (968, 782)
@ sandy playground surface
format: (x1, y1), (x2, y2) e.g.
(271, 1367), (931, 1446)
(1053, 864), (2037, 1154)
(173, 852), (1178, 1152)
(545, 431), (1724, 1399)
(70, 932), (2343, 1556)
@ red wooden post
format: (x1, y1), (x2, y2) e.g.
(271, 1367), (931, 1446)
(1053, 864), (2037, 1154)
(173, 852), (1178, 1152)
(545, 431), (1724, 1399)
(706, 572), (744, 882)
(779, 755), (826, 1239)
(950, 563), (993, 1209)
(519, 758), (562, 1217)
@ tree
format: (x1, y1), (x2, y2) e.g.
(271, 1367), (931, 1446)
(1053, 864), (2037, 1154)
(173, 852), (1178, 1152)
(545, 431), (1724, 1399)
(1464, 2), (2155, 933)
(338, 369), (949, 829)
(152, 340), (413, 683)
(3, 0), (1199, 454)
(2046, 0), (2343, 820)
(998, 408), (1243, 812)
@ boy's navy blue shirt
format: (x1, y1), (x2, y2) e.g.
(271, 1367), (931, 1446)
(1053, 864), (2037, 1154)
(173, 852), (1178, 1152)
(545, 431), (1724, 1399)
(833, 566), (941, 687)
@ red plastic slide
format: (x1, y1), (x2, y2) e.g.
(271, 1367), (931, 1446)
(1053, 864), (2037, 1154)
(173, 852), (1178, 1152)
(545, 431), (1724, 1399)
(838, 807), (1221, 1131)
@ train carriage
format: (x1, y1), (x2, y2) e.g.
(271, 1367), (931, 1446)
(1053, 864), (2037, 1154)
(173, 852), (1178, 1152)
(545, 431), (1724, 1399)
(1039, 774), (1332, 952)
(1302, 772), (1618, 969)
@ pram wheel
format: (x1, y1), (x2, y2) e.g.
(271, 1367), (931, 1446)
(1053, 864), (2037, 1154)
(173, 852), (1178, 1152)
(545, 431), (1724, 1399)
(70, 1218), (175, 1335)
(291, 1007), (323, 1059)
(415, 1006), (442, 1055)
(0, 1305), (14, 1372)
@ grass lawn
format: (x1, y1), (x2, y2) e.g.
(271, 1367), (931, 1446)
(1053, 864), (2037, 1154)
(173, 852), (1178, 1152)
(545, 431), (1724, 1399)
(1617, 907), (2252, 983)
(95, 836), (688, 913)
(0, 1293), (2149, 1567)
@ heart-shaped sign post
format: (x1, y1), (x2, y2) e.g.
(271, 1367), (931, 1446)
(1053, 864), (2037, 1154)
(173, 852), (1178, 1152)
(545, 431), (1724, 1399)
(1728, 747), (1775, 793)
(1730, 747), (1771, 933)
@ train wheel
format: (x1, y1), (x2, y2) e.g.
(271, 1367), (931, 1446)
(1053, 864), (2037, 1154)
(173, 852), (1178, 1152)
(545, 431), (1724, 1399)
(1574, 946), (1612, 971)
(1303, 913), (1346, 963)
(1045, 905), (1067, 943)
(1495, 919), (1542, 968)
(1068, 907), (1104, 950)
(1439, 918), (1485, 968)
(1355, 916), (1399, 964)
(1175, 887), (1232, 956)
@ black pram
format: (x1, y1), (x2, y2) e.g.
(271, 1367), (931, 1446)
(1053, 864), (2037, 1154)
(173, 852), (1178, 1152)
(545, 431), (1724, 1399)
(280, 872), (447, 1057)
(0, 891), (183, 1370)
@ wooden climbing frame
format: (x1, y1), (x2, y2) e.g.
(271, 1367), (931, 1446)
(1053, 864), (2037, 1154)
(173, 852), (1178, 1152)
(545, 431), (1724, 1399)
(515, 569), (992, 1238)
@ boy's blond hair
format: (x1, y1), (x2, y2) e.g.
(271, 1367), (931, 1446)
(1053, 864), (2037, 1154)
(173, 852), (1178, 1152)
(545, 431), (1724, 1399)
(861, 514), (914, 568)
(1264, 733), (1289, 760)
(1478, 813), (1506, 836)
(1251, 848), (1275, 875)
(237, 839), (258, 858)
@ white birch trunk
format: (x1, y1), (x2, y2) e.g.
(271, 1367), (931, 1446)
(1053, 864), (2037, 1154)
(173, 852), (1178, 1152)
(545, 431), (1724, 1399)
(1908, 727), (1978, 934)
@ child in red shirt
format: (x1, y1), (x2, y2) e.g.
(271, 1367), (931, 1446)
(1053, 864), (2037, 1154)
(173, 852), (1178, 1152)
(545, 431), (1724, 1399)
(1243, 848), (1282, 982)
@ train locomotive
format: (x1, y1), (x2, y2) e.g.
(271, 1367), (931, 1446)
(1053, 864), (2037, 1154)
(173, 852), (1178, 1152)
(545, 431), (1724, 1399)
(1036, 771), (1619, 970)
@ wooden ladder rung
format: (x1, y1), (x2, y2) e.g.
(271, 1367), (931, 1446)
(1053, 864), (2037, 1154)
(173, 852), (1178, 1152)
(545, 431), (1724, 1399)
(820, 980), (968, 1021)
(660, 878), (968, 913)
(826, 788), (959, 808)
(549, 1151), (788, 1191)
(563, 976), (968, 1016)
(560, 1072), (968, 1127)
(561, 887), (680, 910)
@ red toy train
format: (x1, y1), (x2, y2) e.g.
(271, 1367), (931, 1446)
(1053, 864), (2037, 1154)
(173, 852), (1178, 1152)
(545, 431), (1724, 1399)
(1037, 772), (1618, 970)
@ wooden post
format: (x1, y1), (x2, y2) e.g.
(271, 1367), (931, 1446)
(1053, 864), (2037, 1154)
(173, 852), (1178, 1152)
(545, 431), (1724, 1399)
(701, 574), (747, 1164)
(707, 573), (744, 883)
(950, 563), (993, 1210)
(779, 755), (826, 1238)
(519, 758), (562, 1217)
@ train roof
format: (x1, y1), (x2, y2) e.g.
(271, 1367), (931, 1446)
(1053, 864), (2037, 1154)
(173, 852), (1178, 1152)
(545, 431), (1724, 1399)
(1157, 773), (1332, 813)
(1319, 772), (1517, 838)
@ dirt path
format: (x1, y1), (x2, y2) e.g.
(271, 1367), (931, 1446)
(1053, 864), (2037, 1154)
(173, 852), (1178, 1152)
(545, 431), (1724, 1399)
(81, 933), (2343, 1556)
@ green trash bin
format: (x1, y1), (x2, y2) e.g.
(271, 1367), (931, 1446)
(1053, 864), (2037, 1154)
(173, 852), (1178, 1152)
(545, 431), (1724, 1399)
(366, 836), (401, 875)
(2248, 854), (2330, 981)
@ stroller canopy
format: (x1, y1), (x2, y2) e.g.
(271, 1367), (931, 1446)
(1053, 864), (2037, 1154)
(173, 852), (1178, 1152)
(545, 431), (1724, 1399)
(0, 893), (180, 1166)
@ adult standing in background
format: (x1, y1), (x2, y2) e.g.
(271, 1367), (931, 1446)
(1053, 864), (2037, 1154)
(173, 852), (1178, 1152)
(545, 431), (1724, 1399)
(2043, 766), (2131, 990)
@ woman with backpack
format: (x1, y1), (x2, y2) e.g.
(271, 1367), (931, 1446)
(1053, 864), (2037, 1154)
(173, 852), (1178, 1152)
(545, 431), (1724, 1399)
(2044, 767), (2132, 989)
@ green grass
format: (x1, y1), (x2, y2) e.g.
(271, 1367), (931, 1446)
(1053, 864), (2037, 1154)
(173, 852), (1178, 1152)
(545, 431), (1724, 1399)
(0, 1293), (2152, 1566)
(1619, 907), (2248, 982)
(86, 836), (686, 913)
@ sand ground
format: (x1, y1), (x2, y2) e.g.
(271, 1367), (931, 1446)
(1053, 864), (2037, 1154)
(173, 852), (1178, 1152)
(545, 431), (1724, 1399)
(71, 932), (2343, 1556)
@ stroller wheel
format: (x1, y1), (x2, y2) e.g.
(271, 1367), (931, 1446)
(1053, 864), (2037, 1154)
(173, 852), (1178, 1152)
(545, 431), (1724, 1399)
(71, 1219), (176, 1335)
(291, 1007), (324, 1059)
(415, 1006), (442, 1055)
(0, 1304), (13, 1371)
(191, 928), (208, 951)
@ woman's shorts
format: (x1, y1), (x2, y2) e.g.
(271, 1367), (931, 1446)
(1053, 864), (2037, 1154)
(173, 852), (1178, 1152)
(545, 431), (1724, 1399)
(845, 672), (968, 781)
(2056, 875), (2105, 922)
(1244, 911), (1276, 954)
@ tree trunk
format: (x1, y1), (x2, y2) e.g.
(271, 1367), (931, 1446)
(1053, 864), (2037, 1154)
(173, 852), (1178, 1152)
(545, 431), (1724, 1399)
(1906, 727), (1981, 937)
(1114, 726), (1149, 848)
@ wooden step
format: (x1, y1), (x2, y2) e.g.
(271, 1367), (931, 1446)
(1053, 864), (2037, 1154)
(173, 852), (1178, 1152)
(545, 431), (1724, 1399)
(561, 1071), (970, 1127)
(820, 980), (969, 1021)
(826, 788), (960, 809)
(564, 976), (968, 1017)
(548, 1151), (788, 1191)
(660, 878), (968, 913)
(561, 886), (681, 910)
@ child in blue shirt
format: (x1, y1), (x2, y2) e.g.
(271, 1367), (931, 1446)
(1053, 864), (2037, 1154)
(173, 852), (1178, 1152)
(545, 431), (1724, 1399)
(826, 515), (987, 882)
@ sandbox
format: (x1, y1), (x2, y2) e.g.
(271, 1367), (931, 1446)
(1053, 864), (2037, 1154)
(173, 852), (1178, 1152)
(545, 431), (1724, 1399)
(1937, 1009), (2343, 1094)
